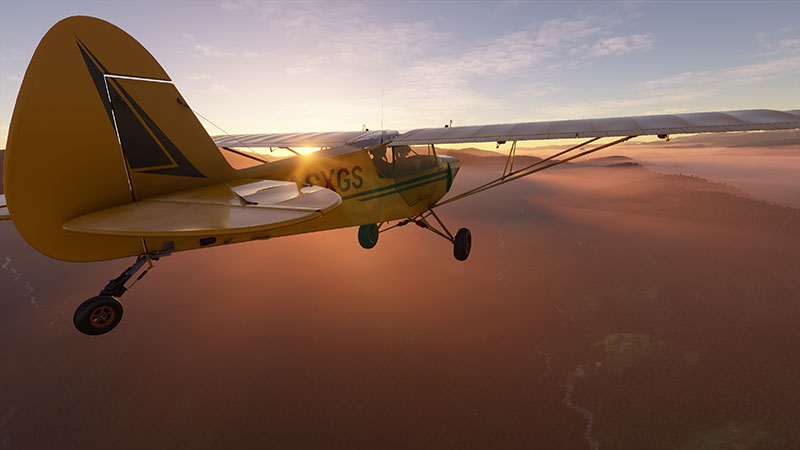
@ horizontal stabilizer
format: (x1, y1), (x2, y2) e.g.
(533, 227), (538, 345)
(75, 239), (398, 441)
(0, 194), (9, 220)
(63, 180), (340, 237)
(392, 109), (800, 145)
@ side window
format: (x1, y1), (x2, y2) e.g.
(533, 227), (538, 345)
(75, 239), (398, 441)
(393, 145), (437, 178)
(368, 146), (393, 178)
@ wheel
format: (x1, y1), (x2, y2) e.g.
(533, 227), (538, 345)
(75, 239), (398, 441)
(358, 224), (379, 249)
(453, 228), (472, 261)
(73, 295), (124, 336)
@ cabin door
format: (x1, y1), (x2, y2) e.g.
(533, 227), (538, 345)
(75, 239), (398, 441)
(391, 145), (441, 207)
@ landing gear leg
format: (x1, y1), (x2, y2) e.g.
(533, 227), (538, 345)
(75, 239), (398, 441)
(73, 254), (155, 336)
(384, 209), (472, 261)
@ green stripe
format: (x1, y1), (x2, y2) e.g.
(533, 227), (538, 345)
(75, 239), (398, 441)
(342, 169), (447, 200)
(357, 175), (447, 202)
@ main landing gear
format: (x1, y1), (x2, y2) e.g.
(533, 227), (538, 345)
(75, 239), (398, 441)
(73, 253), (162, 336)
(453, 228), (472, 261)
(358, 209), (472, 261)
(358, 224), (379, 249)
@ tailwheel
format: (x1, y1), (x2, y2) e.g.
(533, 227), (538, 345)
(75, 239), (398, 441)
(453, 228), (472, 261)
(73, 295), (124, 336)
(358, 224), (379, 249)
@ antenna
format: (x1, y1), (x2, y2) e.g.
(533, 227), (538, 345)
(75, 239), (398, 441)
(381, 89), (384, 131)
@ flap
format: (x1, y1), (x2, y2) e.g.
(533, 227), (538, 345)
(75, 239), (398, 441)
(62, 179), (341, 237)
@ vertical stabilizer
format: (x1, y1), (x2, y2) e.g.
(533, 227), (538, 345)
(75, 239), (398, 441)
(5, 16), (236, 261)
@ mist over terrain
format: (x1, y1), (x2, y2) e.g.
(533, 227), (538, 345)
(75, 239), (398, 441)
(2, 132), (800, 449)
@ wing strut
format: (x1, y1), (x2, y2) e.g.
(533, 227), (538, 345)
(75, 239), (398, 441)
(221, 147), (269, 164)
(379, 209), (456, 242)
(434, 135), (636, 208)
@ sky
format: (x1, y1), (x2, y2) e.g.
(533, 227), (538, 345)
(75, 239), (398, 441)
(1, 1), (799, 149)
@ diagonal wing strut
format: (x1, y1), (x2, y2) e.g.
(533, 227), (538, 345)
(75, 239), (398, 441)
(434, 135), (636, 208)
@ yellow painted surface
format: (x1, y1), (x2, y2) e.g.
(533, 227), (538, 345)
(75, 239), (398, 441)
(5, 17), (148, 261)
(6, 16), (451, 262)
(112, 77), (238, 199)
(63, 181), (341, 237)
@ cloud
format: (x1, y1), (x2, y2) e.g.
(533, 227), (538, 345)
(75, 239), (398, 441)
(210, 3), (669, 127)
(589, 34), (653, 57)
(396, 15), (654, 88)
(186, 73), (213, 81)
(220, 0), (360, 33)
(777, 38), (800, 51)
(638, 27), (800, 94)
(0, 50), (23, 62)
(718, 56), (800, 86)
(211, 83), (234, 94)
(754, 27), (800, 56)
(520, 82), (563, 97)
(183, 73), (236, 95)
(217, 3), (650, 81)
(639, 56), (800, 91)
(527, 89), (713, 120)
(194, 44), (263, 58)
(194, 44), (234, 57)
(523, 24), (799, 121)
(373, 15), (659, 126)
(219, 0), (448, 73)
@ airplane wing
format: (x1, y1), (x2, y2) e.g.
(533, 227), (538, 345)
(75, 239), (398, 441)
(396, 109), (800, 208)
(212, 130), (399, 148)
(62, 179), (340, 237)
(0, 194), (9, 220)
(212, 110), (800, 150)
(391, 109), (800, 145)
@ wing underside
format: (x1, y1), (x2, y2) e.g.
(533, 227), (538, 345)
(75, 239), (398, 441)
(423, 109), (800, 208)
(212, 130), (398, 148)
(392, 109), (800, 146)
(63, 179), (341, 237)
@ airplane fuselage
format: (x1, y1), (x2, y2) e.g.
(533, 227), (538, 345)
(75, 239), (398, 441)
(230, 143), (460, 239)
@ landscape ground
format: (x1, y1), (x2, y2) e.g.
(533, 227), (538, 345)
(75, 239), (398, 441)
(2, 133), (800, 449)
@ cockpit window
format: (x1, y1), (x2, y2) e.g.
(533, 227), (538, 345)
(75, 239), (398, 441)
(393, 145), (438, 178)
(368, 145), (394, 178)
(368, 144), (439, 179)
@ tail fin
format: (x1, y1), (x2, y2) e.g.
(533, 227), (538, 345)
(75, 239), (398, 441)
(5, 16), (236, 261)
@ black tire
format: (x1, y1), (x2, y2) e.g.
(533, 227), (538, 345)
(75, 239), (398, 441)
(73, 296), (124, 336)
(453, 228), (472, 261)
(358, 224), (379, 249)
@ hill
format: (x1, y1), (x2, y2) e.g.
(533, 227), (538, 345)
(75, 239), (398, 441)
(3, 159), (800, 448)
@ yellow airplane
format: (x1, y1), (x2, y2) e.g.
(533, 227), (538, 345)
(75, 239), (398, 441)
(3, 16), (800, 335)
